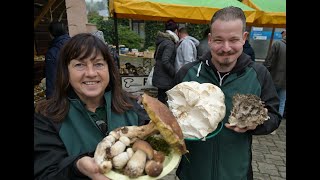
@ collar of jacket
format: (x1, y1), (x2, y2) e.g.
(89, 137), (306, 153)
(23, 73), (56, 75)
(51, 34), (70, 45)
(157, 31), (176, 42)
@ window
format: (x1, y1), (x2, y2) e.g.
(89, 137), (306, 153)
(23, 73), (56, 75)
(132, 20), (145, 39)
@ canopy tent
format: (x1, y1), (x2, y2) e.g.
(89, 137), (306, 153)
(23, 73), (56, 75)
(242, 0), (286, 27)
(109, 0), (257, 24)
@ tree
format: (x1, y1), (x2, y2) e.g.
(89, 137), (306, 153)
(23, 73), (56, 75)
(118, 25), (144, 50)
(145, 21), (164, 50)
(87, 13), (143, 50)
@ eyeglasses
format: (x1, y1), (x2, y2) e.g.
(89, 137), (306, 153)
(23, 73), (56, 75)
(95, 120), (107, 135)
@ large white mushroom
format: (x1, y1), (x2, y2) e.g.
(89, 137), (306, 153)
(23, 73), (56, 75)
(166, 81), (226, 139)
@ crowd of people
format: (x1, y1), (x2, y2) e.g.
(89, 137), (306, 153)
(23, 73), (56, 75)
(35, 6), (285, 180)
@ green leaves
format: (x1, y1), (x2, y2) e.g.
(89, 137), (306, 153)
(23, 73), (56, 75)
(118, 25), (144, 50)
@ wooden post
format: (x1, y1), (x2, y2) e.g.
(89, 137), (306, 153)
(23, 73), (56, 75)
(34, 0), (57, 29)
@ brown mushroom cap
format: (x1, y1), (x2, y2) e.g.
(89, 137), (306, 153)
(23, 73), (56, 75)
(142, 93), (188, 155)
(132, 139), (154, 160)
(153, 150), (165, 163)
(145, 160), (163, 177)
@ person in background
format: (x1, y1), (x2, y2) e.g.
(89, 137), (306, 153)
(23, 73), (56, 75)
(174, 6), (282, 180)
(45, 20), (70, 99)
(34, 33), (150, 180)
(197, 27), (210, 58)
(91, 30), (120, 70)
(91, 30), (105, 43)
(264, 29), (286, 133)
(175, 27), (199, 73)
(152, 19), (179, 104)
(243, 36), (255, 61)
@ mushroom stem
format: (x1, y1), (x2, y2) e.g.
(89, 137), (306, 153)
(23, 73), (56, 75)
(112, 122), (159, 143)
(124, 149), (147, 178)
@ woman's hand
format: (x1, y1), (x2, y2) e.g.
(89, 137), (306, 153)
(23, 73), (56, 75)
(76, 156), (110, 180)
(225, 123), (257, 133)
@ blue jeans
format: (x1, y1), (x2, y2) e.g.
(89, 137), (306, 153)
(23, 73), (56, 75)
(276, 87), (286, 117)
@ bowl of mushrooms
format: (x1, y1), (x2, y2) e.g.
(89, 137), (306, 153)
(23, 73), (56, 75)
(94, 94), (187, 179)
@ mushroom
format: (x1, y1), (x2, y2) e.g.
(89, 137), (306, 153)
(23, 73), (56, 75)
(153, 150), (165, 163)
(112, 148), (134, 169)
(107, 136), (131, 158)
(124, 139), (154, 178)
(145, 160), (163, 177)
(94, 138), (113, 173)
(95, 135), (131, 172)
(228, 94), (270, 128)
(111, 93), (188, 155)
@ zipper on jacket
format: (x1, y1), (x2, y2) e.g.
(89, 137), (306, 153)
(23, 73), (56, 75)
(216, 71), (230, 86)
(75, 100), (106, 136)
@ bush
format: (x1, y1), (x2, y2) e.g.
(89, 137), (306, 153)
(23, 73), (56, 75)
(118, 25), (144, 50)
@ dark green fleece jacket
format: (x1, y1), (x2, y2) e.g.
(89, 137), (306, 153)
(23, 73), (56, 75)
(175, 52), (282, 180)
(34, 90), (149, 180)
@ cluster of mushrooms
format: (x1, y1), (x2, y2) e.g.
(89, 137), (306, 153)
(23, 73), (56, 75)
(94, 132), (165, 177)
(94, 93), (188, 178)
(228, 94), (270, 128)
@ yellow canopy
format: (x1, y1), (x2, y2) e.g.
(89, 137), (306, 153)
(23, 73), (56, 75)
(109, 0), (257, 24)
(242, 0), (286, 27)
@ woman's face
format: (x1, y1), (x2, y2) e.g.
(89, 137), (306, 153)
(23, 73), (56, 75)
(68, 53), (109, 101)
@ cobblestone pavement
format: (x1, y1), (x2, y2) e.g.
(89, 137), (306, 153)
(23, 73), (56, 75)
(161, 119), (286, 180)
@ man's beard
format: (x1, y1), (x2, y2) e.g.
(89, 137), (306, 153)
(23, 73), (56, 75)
(218, 58), (232, 67)
(216, 51), (236, 65)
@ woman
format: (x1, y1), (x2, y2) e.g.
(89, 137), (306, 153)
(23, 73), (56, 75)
(153, 19), (178, 104)
(34, 33), (149, 180)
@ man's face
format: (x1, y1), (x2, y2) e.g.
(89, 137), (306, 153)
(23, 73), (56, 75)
(208, 19), (247, 67)
(281, 31), (286, 38)
(178, 32), (186, 39)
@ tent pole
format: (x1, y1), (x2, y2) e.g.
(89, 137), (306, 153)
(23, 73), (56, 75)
(114, 12), (119, 54)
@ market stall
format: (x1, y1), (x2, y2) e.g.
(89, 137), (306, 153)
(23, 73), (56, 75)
(118, 53), (156, 96)
(109, 0), (259, 96)
(109, 0), (257, 24)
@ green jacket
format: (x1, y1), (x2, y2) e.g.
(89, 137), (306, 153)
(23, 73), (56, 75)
(60, 90), (145, 155)
(175, 52), (282, 180)
(34, 90), (149, 180)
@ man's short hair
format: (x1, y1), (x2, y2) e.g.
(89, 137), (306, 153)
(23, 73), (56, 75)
(178, 27), (188, 34)
(210, 6), (246, 33)
(48, 21), (68, 38)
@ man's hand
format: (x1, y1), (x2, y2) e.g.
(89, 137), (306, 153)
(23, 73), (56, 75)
(225, 123), (257, 133)
(76, 156), (110, 180)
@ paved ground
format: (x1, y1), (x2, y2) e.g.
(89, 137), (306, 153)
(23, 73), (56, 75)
(160, 119), (286, 180)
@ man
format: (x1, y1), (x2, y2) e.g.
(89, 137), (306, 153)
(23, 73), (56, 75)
(197, 27), (210, 58)
(264, 29), (286, 123)
(45, 21), (70, 98)
(152, 19), (179, 104)
(174, 6), (282, 180)
(175, 27), (199, 73)
(243, 39), (255, 61)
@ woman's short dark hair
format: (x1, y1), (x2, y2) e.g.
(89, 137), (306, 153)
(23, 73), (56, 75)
(165, 19), (178, 31)
(36, 33), (134, 122)
(48, 21), (68, 37)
